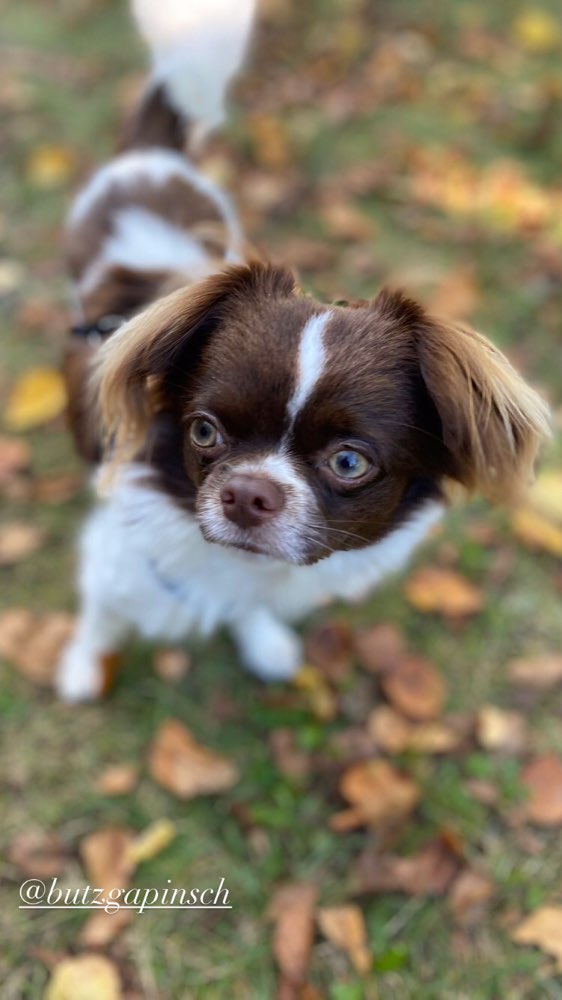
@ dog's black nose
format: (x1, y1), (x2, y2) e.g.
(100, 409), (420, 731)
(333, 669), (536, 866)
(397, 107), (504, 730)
(220, 475), (285, 529)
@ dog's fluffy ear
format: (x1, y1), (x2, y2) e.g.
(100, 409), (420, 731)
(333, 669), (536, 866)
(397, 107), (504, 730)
(372, 289), (551, 502)
(96, 261), (296, 474)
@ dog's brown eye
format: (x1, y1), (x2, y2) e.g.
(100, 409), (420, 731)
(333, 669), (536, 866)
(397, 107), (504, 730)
(328, 449), (371, 480)
(190, 418), (221, 449)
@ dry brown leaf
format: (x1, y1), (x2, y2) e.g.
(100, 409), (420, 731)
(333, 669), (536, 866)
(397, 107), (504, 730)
(304, 621), (353, 682)
(380, 654), (447, 721)
(407, 720), (461, 754)
(317, 905), (371, 975)
(321, 199), (373, 241)
(153, 648), (192, 682)
(270, 728), (311, 781)
(44, 954), (122, 1000)
(0, 436), (30, 484)
(8, 831), (70, 878)
(521, 755), (562, 826)
(508, 653), (562, 689)
(476, 705), (528, 753)
(511, 508), (562, 557)
(512, 906), (562, 971)
(95, 765), (139, 797)
(4, 367), (67, 431)
(0, 522), (44, 565)
(404, 566), (483, 617)
(354, 623), (406, 675)
(246, 113), (292, 169)
(269, 882), (318, 988)
(0, 608), (74, 686)
(367, 705), (411, 753)
(33, 473), (83, 504)
(338, 759), (419, 830)
(427, 265), (479, 320)
(449, 869), (494, 927)
(126, 819), (176, 866)
(353, 835), (463, 897)
(148, 718), (239, 799)
(79, 827), (136, 947)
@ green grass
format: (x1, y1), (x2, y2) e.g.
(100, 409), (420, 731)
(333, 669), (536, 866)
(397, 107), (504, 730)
(2, 0), (562, 996)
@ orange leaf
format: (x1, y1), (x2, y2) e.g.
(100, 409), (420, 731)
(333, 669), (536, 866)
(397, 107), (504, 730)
(268, 882), (318, 988)
(339, 759), (419, 829)
(521, 755), (562, 826)
(511, 507), (562, 557)
(317, 905), (371, 974)
(512, 906), (562, 970)
(380, 654), (447, 721)
(148, 718), (239, 799)
(404, 566), (483, 617)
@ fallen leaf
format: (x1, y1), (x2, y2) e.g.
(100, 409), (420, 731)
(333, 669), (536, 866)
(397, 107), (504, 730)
(380, 654), (447, 721)
(404, 566), (483, 617)
(464, 778), (500, 807)
(427, 265), (479, 320)
(33, 473), (83, 504)
(269, 882), (318, 989)
(511, 508), (562, 557)
(449, 869), (494, 927)
(246, 113), (292, 169)
(407, 720), (461, 754)
(26, 144), (75, 188)
(0, 436), (30, 484)
(0, 258), (26, 294)
(317, 905), (371, 974)
(126, 819), (176, 865)
(0, 608), (74, 686)
(353, 835), (463, 896)
(354, 623), (406, 674)
(153, 647), (192, 682)
(512, 9), (561, 53)
(292, 665), (338, 721)
(512, 906), (562, 971)
(367, 705), (411, 753)
(148, 718), (239, 799)
(270, 728), (311, 781)
(0, 522), (45, 565)
(4, 367), (67, 431)
(44, 954), (122, 1000)
(95, 764), (139, 796)
(476, 705), (528, 753)
(337, 759), (419, 830)
(321, 198), (374, 241)
(8, 831), (70, 878)
(79, 827), (135, 947)
(508, 653), (562, 689)
(304, 621), (354, 682)
(521, 755), (562, 826)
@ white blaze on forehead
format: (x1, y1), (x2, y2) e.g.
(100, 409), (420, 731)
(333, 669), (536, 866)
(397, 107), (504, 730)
(286, 311), (332, 425)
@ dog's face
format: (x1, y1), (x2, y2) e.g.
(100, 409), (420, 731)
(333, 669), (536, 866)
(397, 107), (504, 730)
(97, 263), (549, 564)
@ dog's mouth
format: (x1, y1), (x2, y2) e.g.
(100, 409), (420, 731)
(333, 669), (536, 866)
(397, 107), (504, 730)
(197, 516), (312, 565)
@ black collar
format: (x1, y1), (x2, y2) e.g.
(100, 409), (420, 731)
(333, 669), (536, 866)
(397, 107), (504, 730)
(71, 314), (126, 344)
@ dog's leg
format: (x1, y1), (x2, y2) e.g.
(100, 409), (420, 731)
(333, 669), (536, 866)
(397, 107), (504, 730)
(231, 608), (302, 682)
(57, 603), (129, 703)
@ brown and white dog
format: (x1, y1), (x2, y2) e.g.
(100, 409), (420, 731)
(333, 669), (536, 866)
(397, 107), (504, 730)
(58, 0), (550, 700)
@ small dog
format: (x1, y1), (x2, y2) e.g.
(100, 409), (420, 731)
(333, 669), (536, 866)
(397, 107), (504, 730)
(58, 0), (550, 701)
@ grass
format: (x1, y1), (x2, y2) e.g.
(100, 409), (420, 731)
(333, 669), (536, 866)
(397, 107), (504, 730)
(1, 0), (562, 996)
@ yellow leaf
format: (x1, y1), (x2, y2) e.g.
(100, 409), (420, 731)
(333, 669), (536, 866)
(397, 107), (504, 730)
(4, 368), (66, 431)
(26, 144), (75, 188)
(511, 507), (562, 556)
(512, 9), (561, 53)
(317, 905), (371, 975)
(126, 818), (176, 865)
(44, 954), (122, 1000)
(526, 469), (562, 525)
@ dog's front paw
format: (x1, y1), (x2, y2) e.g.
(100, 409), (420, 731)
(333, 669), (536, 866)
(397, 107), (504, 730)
(234, 613), (302, 682)
(56, 640), (103, 703)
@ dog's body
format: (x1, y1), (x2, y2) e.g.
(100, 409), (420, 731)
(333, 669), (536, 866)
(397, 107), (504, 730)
(58, 0), (550, 701)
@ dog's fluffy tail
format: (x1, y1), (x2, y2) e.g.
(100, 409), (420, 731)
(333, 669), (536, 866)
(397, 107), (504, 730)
(127, 0), (257, 152)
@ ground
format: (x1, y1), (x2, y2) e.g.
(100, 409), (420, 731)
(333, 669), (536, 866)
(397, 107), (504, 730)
(1, 0), (562, 997)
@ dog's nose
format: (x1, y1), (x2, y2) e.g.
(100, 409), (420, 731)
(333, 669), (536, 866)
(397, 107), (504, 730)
(220, 475), (285, 529)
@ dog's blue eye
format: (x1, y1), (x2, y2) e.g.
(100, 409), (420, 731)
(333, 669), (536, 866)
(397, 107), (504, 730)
(328, 449), (371, 480)
(190, 418), (221, 448)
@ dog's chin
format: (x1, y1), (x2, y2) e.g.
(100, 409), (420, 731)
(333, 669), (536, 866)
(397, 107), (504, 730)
(197, 520), (315, 566)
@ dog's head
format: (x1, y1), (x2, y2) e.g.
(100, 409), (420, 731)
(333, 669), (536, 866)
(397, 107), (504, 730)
(96, 262), (550, 564)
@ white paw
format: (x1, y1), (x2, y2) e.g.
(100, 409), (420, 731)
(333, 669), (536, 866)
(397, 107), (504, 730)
(56, 641), (103, 703)
(235, 615), (302, 683)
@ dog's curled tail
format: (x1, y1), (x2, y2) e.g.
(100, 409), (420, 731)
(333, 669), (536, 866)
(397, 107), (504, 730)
(127, 0), (257, 153)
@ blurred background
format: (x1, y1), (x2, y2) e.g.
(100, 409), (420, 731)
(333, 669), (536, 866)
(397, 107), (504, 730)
(1, 1), (562, 997)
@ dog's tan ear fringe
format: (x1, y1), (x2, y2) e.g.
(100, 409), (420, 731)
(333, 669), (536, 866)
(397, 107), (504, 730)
(415, 316), (551, 503)
(95, 262), (296, 489)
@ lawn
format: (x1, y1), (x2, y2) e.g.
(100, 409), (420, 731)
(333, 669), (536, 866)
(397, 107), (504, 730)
(1, 0), (562, 997)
